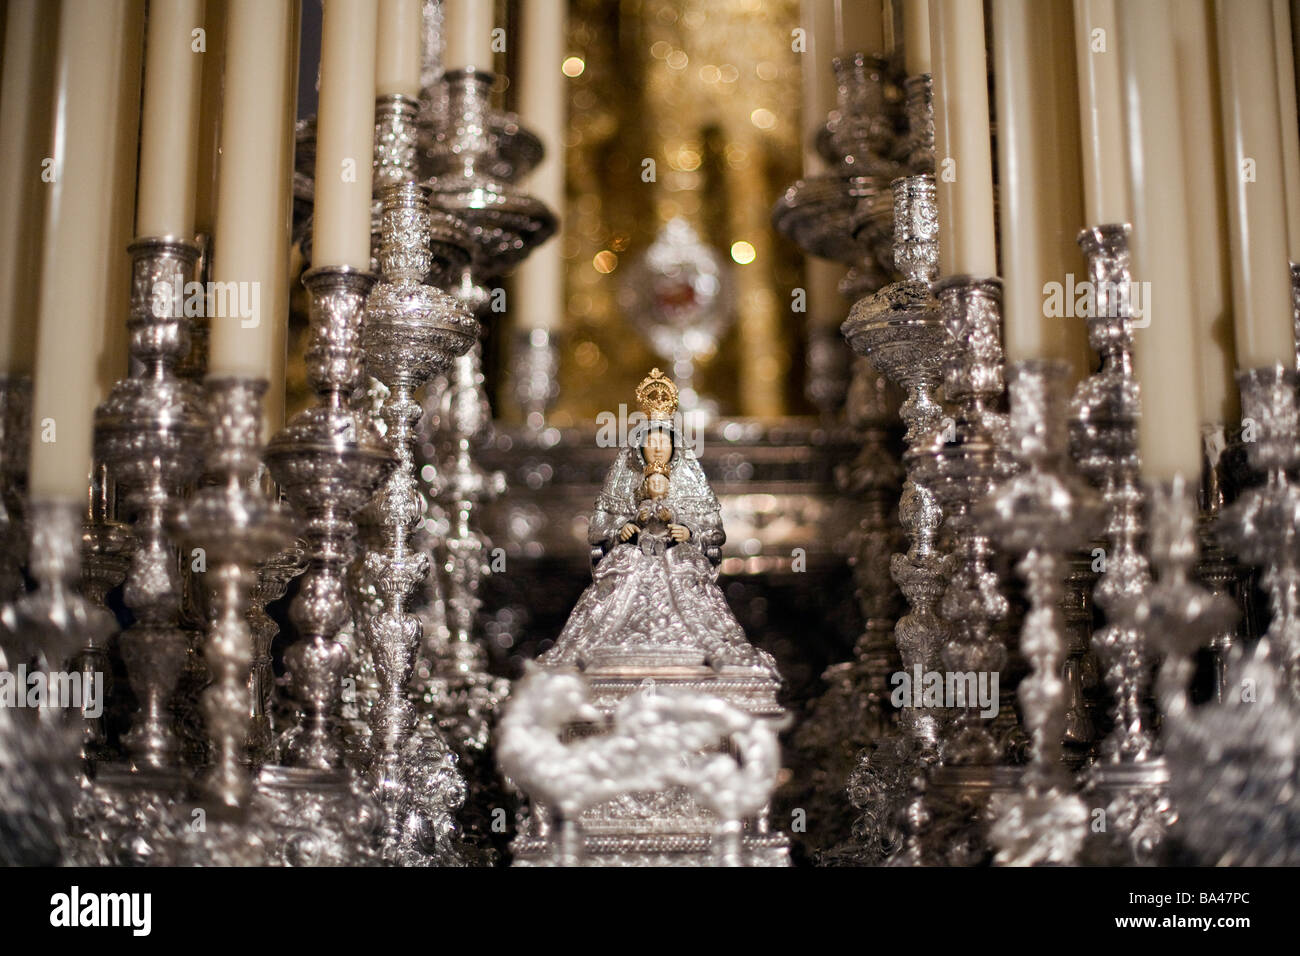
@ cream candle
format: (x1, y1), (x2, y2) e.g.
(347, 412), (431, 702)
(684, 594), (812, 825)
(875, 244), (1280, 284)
(0, 0), (57, 376)
(836, 0), (884, 55)
(993, 0), (1088, 381)
(137, 0), (206, 239)
(99, 2), (147, 404)
(30, 0), (140, 501)
(376, 0), (423, 98)
(1073, 0), (1129, 225)
(313, 0), (378, 270)
(903, 0), (932, 74)
(195, 0), (229, 239)
(802, 0), (837, 171)
(1175, 0), (1238, 424)
(929, 0), (997, 277)
(1120, 0), (1203, 480)
(208, 0), (297, 431)
(1216, 0), (1295, 370)
(514, 0), (566, 332)
(1273, 0), (1300, 260)
(444, 0), (494, 71)
(264, 0), (302, 439)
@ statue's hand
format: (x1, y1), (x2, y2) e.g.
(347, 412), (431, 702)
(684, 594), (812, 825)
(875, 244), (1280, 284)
(618, 522), (640, 542)
(668, 523), (691, 543)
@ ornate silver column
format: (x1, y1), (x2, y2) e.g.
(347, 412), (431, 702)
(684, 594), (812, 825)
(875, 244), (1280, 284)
(842, 173), (950, 864)
(358, 181), (477, 864)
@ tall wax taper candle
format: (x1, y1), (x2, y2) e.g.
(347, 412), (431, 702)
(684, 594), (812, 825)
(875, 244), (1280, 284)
(444, 0), (493, 71)
(313, 0), (378, 269)
(264, 0), (301, 438)
(1120, 0), (1203, 480)
(1273, 0), (1300, 260)
(29, 0), (139, 501)
(903, 0), (932, 74)
(195, 0), (229, 239)
(98, 2), (146, 403)
(993, 0), (1088, 381)
(0, 0), (57, 376)
(1175, 1), (1238, 425)
(803, 0), (837, 166)
(801, 0), (844, 327)
(836, 0), (885, 54)
(376, 0), (422, 98)
(208, 0), (297, 445)
(514, 0), (566, 332)
(1216, 0), (1295, 370)
(137, 0), (205, 239)
(1073, 0), (1129, 225)
(929, 0), (998, 277)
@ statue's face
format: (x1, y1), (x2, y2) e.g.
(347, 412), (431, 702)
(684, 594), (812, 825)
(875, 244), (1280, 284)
(644, 473), (670, 499)
(644, 430), (672, 468)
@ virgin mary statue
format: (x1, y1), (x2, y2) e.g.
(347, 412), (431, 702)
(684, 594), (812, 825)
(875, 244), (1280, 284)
(541, 369), (778, 676)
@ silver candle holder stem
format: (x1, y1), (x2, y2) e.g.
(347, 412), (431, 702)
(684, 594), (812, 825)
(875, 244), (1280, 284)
(977, 360), (1096, 866)
(374, 93), (421, 190)
(511, 327), (561, 428)
(265, 266), (394, 771)
(927, 274), (1009, 764)
(1220, 365), (1300, 694)
(359, 181), (477, 863)
(95, 236), (207, 775)
(1069, 223), (1172, 864)
(4, 499), (115, 865)
(171, 378), (293, 812)
(842, 172), (951, 863)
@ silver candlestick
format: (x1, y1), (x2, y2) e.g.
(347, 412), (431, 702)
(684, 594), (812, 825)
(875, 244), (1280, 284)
(1069, 224), (1169, 864)
(425, 68), (556, 277)
(976, 360), (1097, 866)
(359, 181), (477, 864)
(842, 172), (951, 864)
(95, 237), (207, 776)
(4, 500), (116, 865)
(1153, 472), (1298, 866)
(1220, 366), (1300, 694)
(511, 328), (561, 428)
(171, 378), (294, 813)
(258, 265), (393, 865)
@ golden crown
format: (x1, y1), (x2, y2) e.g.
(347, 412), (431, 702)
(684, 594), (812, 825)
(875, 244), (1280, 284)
(635, 368), (679, 420)
(643, 458), (671, 478)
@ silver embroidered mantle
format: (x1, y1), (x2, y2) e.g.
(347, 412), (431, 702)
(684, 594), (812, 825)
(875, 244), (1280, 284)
(540, 444), (777, 675)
